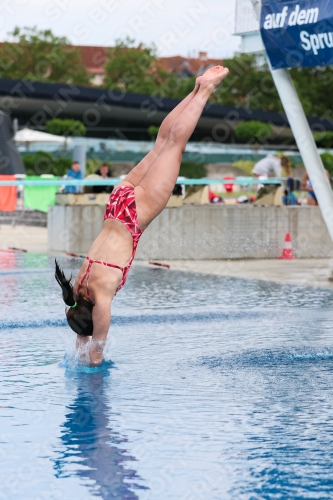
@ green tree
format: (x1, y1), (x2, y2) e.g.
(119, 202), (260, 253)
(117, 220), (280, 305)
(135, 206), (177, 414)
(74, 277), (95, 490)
(102, 41), (333, 118)
(313, 131), (333, 150)
(211, 54), (282, 111)
(45, 118), (86, 137)
(0, 27), (89, 85)
(235, 121), (273, 145)
(45, 119), (86, 151)
(203, 53), (333, 118)
(147, 125), (159, 138)
(103, 38), (173, 95)
(290, 66), (333, 117)
(22, 151), (72, 176)
(320, 152), (333, 175)
(161, 75), (197, 100)
(179, 161), (206, 178)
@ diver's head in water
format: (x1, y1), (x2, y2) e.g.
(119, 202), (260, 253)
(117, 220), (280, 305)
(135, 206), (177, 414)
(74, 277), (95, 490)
(55, 259), (93, 336)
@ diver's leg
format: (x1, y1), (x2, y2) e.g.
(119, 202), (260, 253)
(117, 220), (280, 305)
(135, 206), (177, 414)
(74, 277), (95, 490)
(121, 84), (199, 187)
(135, 67), (229, 228)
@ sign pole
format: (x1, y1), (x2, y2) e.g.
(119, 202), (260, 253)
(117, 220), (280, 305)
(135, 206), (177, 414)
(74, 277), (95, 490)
(250, 0), (333, 244)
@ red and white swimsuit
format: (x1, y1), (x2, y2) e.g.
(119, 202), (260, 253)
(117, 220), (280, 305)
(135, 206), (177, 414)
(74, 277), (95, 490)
(77, 185), (143, 300)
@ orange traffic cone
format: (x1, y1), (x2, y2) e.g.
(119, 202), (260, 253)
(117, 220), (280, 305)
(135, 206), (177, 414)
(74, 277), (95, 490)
(279, 232), (295, 260)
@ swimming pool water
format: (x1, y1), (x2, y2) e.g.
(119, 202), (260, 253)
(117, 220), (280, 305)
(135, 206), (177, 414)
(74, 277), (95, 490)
(1, 253), (333, 499)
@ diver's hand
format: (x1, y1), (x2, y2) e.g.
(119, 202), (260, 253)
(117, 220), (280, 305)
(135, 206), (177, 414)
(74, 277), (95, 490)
(89, 292), (112, 365)
(89, 338), (106, 366)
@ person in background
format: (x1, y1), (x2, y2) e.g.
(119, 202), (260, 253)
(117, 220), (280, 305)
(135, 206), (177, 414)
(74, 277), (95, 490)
(283, 156), (298, 201)
(252, 154), (291, 179)
(301, 170), (331, 206)
(282, 188), (299, 205)
(93, 163), (113, 194)
(209, 189), (223, 203)
(65, 161), (82, 194)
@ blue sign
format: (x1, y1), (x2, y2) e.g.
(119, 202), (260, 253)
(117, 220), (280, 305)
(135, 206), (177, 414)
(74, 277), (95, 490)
(260, 0), (333, 69)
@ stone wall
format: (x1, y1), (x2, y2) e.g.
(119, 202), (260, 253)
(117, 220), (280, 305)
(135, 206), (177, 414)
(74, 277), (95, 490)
(48, 205), (333, 259)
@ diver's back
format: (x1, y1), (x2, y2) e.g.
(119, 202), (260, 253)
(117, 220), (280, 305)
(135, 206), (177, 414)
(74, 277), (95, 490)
(88, 218), (134, 265)
(73, 218), (134, 300)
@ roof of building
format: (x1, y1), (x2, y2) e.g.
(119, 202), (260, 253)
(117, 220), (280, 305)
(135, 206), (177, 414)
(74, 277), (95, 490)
(73, 46), (222, 76)
(73, 45), (108, 73)
(159, 54), (223, 76)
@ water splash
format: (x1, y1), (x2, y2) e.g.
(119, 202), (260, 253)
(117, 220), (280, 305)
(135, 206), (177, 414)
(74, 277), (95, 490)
(59, 354), (114, 375)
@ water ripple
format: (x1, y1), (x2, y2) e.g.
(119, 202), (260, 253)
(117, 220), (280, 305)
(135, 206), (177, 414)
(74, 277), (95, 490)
(200, 347), (333, 370)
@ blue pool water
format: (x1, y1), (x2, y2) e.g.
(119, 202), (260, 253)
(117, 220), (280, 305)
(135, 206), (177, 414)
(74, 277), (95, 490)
(1, 252), (333, 499)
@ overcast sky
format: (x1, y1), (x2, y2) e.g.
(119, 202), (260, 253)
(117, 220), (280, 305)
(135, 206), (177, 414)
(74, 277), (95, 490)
(0, 0), (241, 59)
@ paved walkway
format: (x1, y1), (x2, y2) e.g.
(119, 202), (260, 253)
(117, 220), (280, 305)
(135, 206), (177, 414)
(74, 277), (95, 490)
(0, 224), (48, 254)
(144, 259), (333, 289)
(1, 225), (333, 289)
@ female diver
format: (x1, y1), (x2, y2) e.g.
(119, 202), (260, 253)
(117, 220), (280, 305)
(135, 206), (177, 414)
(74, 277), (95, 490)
(55, 65), (229, 366)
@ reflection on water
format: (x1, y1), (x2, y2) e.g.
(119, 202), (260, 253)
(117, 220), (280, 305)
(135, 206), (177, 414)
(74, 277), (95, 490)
(54, 370), (146, 499)
(0, 249), (17, 269)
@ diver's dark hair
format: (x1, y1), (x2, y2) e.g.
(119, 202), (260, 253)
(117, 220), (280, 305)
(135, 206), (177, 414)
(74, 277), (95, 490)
(55, 259), (94, 336)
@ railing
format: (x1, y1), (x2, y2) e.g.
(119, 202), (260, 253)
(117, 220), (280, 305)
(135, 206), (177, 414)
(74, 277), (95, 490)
(0, 177), (283, 187)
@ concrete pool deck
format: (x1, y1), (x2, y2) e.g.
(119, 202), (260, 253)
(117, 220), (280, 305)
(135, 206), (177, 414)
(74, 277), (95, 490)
(0, 224), (48, 254)
(137, 259), (333, 289)
(1, 224), (333, 289)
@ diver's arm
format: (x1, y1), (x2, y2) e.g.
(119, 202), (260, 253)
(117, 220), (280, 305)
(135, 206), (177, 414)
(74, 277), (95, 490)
(89, 294), (112, 366)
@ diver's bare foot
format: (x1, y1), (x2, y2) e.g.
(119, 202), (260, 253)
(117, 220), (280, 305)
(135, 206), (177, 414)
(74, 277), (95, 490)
(196, 65), (229, 89)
